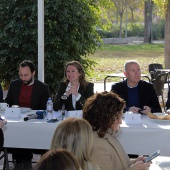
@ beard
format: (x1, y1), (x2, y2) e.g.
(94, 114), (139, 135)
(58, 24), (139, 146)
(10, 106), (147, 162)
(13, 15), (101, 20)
(23, 77), (34, 85)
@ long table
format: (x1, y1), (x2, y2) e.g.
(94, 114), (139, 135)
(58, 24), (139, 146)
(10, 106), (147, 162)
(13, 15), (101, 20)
(149, 156), (170, 170)
(2, 110), (59, 170)
(2, 111), (170, 169)
(3, 112), (170, 154)
(118, 114), (170, 157)
(3, 111), (60, 149)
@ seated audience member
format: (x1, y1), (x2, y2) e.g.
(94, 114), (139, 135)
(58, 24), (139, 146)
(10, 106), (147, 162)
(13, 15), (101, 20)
(0, 119), (7, 152)
(33, 149), (81, 170)
(83, 91), (151, 170)
(111, 60), (161, 114)
(50, 117), (100, 170)
(53, 61), (94, 111)
(5, 60), (50, 170)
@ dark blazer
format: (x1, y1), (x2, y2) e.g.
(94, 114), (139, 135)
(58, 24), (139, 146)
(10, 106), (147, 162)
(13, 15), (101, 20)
(5, 79), (50, 110)
(166, 89), (170, 109)
(53, 82), (94, 111)
(111, 80), (162, 113)
(0, 85), (3, 102)
(0, 129), (4, 152)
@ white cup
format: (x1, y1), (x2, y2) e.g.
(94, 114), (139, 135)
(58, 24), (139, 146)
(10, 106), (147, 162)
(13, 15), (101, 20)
(0, 103), (9, 110)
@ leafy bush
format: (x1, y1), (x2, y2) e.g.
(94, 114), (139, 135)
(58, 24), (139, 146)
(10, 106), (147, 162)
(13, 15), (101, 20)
(97, 21), (165, 39)
(152, 19), (165, 40)
(0, 0), (100, 95)
(126, 23), (144, 37)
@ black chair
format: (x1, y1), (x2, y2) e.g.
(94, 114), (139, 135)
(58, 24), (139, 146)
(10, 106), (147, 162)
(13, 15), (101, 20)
(152, 72), (168, 112)
(148, 63), (163, 82)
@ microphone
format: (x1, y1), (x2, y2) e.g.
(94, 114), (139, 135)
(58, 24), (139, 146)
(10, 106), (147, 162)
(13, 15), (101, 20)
(60, 95), (67, 105)
(60, 95), (68, 118)
(24, 114), (38, 121)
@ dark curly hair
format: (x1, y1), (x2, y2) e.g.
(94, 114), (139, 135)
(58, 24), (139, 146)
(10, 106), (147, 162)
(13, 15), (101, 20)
(83, 91), (125, 138)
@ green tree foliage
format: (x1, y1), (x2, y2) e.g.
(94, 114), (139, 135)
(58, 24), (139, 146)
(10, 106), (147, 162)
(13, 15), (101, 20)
(0, 0), (102, 94)
(153, 0), (170, 68)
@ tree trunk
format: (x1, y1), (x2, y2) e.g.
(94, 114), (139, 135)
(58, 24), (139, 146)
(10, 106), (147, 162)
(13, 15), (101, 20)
(125, 1), (128, 38)
(119, 12), (123, 38)
(115, 10), (118, 23)
(130, 8), (134, 22)
(164, 1), (170, 68)
(132, 9), (134, 22)
(144, 0), (153, 43)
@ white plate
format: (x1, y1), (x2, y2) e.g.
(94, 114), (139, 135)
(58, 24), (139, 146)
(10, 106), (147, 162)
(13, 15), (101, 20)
(20, 107), (31, 113)
(148, 113), (170, 124)
(153, 112), (166, 116)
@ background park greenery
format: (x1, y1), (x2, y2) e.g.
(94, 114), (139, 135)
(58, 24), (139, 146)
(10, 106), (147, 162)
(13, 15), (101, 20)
(0, 0), (168, 96)
(0, 0), (102, 95)
(86, 43), (164, 83)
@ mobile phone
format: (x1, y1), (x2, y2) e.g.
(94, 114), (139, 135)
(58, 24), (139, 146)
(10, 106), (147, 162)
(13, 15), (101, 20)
(143, 150), (160, 163)
(138, 108), (146, 113)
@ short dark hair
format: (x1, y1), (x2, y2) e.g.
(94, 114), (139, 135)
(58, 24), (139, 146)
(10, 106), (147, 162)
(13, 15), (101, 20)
(19, 60), (35, 73)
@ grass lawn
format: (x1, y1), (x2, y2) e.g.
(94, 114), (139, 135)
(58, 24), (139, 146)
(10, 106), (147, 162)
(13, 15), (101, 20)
(86, 43), (164, 83)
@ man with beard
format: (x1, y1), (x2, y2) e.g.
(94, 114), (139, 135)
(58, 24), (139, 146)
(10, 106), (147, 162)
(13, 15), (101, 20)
(5, 60), (50, 170)
(6, 60), (50, 110)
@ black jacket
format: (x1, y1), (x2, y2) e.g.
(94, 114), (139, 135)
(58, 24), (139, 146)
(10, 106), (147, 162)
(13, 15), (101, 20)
(5, 79), (50, 110)
(0, 129), (4, 152)
(53, 82), (94, 111)
(111, 80), (161, 113)
(166, 88), (170, 109)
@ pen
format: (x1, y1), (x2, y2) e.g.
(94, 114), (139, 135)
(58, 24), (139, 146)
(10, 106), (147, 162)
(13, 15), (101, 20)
(0, 118), (7, 124)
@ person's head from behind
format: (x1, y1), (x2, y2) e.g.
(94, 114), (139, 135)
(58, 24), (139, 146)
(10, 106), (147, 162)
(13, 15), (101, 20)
(50, 117), (93, 168)
(124, 60), (141, 87)
(64, 61), (86, 85)
(33, 149), (81, 170)
(19, 60), (35, 85)
(83, 91), (125, 138)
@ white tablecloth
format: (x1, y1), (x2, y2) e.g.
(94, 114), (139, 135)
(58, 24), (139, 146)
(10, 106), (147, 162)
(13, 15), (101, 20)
(2, 110), (61, 149)
(149, 156), (170, 170)
(118, 115), (170, 156)
(2, 111), (170, 157)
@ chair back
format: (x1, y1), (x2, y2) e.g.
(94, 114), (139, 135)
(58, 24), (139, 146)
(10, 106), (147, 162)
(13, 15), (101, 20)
(148, 63), (163, 72)
(152, 72), (168, 96)
(148, 63), (163, 82)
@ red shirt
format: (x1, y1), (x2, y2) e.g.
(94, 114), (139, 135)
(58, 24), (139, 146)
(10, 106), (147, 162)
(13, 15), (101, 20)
(19, 84), (33, 108)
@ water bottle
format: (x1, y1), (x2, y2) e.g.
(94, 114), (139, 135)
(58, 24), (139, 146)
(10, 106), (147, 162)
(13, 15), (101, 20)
(46, 97), (53, 120)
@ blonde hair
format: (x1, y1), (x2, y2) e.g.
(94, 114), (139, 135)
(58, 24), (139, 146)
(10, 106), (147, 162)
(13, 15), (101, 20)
(50, 118), (94, 170)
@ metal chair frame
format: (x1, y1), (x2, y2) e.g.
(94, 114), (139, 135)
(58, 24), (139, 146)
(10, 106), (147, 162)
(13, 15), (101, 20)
(152, 72), (168, 112)
(148, 63), (163, 82)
